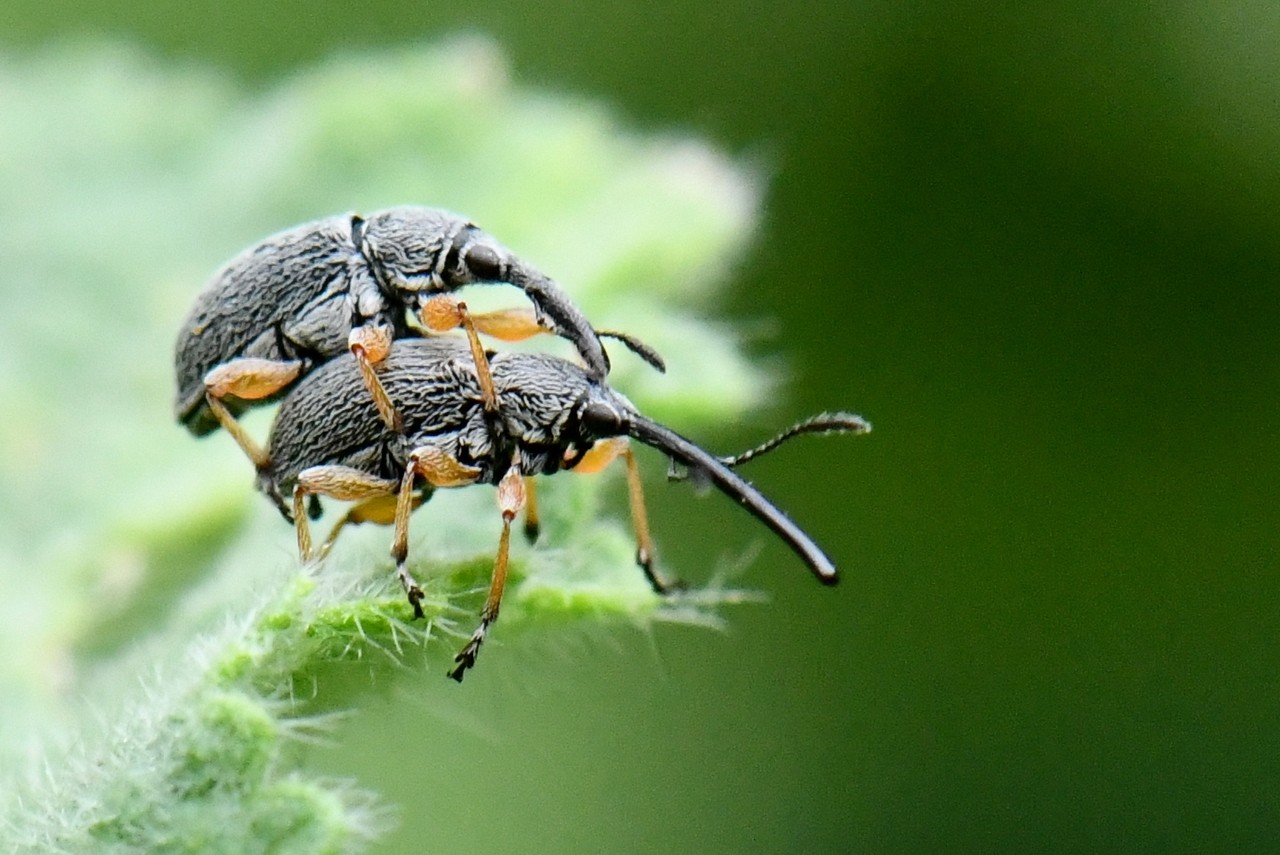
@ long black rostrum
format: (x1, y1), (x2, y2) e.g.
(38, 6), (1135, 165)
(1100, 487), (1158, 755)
(623, 413), (839, 584)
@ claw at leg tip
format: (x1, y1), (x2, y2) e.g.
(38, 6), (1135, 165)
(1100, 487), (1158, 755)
(448, 653), (472, 682)
(408, 588), (426, 619)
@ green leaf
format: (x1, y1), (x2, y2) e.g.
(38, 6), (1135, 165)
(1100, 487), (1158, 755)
(0, 37), (762, 853)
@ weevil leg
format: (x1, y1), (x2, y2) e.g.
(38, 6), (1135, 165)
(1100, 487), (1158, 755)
(419, 295), (500, 413)
(317, 491), (429, 560)
(568, 436), (628, 475)
(467, 306), (547, 342)
(384, 447), (485, 618)
(569, 438), (682, 594)
(205, 395), (271, 471)
(522, 477), (541, 543)
(348, 326), (403, 433)
(389, 463), (427, 618)
(203, 357), (304, 470)
(423, 297), (548, 344)
(204, 356), (304, 401)
(442, 304), (668, 373)
(424, 295), (666, 375)
(619, 445), (683, 593)
(449, 457), (526, 681)
(412, 446), (484, 488)
(291, 465), (400, 562)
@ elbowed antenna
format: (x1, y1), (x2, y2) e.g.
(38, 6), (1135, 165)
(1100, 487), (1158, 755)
(713, 412), (870, 468)
(667, 412), (870, 490)
(506, 265), (612, 379)
(624, 413), (839, 584)
(597, 329), (666, 373)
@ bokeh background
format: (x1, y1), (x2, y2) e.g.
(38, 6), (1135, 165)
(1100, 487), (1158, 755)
(3, 2), (1277, 852)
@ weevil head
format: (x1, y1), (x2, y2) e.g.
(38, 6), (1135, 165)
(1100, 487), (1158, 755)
(576, 396), (630, 441)
(516, 371), (842, 584)
(487, 351), (635, 475)
(486, 348), (842, 583)
(362, 207), (612, 379)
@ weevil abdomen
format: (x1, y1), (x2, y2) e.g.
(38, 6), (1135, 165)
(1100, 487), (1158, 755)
(258, 338), (495, 504)
(174, 215), (399, 432)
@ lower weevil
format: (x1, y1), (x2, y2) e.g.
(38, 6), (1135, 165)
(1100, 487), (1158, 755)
(256, 337), (869, 681)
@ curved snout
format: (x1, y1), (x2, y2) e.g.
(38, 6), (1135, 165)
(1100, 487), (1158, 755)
(624, 414), (838, 584)
(506, 265), (611, 379)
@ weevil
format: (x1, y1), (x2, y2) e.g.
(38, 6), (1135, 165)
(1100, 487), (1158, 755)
(255, 336), (869, 681)
(175, 206), (658, 470)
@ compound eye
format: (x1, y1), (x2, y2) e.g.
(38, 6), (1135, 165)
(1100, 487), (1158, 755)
(464, 243), (504, 281)
(580, 401), (622, 435)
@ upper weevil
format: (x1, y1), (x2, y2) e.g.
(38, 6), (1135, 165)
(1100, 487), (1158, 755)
(174, 206), (641, 470)
(255, 337), (870, 681)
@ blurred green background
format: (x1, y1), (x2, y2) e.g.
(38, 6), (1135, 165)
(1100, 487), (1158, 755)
(3, 1), (1277, 852)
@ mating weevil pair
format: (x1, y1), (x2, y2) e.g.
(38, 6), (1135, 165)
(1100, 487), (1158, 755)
(175, 207), (870, 680)
(174, 206), (661, 462)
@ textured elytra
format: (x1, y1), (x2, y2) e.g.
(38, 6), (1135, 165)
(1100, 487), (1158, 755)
(258, 337), (625, 502)
(174, 215), (366, 428)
